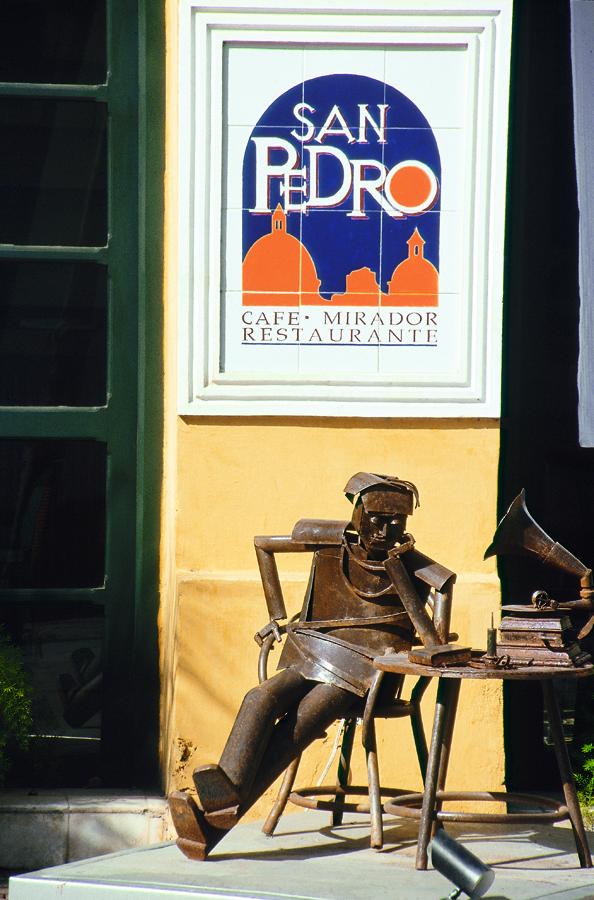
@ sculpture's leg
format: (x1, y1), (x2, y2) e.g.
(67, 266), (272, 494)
(173, 676), (353, 859)
(245, 680), (355, 808)
(171, 667), (310, 860)
(541, 679), (592, 868)
(195, 667), (310, 816)
(168, 792), (229, 861)
(262, 754), (302, 836)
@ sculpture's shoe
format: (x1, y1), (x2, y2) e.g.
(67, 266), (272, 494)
(168, 791), (228, 861)
(193, 763), (241, 814)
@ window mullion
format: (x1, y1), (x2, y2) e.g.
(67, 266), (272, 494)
(0, 83), (106, 100)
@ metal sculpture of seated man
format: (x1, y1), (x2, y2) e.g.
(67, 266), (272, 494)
(169, 472), (456, 860)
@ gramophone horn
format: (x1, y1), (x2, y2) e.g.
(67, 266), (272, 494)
(484, 489), (589, 580)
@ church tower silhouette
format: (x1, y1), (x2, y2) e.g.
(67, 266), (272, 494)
(385, 228), (438, 306)
(242, 205), (322, 306)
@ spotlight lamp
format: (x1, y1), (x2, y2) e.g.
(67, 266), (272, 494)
(430, 829), (495, 899)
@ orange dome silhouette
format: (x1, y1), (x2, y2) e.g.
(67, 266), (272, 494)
(330, 267), (382, 306)
(242, 205), (322, 306)
(384, 228), (438, 306)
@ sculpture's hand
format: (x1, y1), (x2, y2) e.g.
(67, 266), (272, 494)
(254, 620), (283, 647)
(387, 534), (415, 559)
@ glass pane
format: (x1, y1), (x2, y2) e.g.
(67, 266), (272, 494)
(0, 601), (104, 788)
(0, 261), (107, 406)
(0, 98), (107, 246)
(0, 1), (106, 85)
(0, 440), (106, 588)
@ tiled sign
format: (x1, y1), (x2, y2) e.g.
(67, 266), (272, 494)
(178, 1), (513, 416)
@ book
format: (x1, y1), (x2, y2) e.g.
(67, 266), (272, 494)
(408, 643), (472, 667)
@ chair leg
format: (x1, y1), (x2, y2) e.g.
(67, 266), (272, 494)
(365, 717), (383, 849)
(262, 754), (301, 836)
(410, 704), (429, 782)
(332, 717), (356, 827)
(410, 676), (431, 781)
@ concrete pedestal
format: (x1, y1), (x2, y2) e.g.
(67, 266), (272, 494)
(9, 810), (594, 899)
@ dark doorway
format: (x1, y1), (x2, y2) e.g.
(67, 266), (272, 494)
(500, 0), (594, 791)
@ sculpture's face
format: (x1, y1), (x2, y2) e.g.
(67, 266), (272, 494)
(357, 507), (407, 556)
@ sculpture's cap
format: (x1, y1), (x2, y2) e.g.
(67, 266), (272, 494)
(344, 472), (420, 515)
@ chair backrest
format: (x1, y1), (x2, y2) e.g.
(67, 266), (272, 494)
(254, 526), (456, 683)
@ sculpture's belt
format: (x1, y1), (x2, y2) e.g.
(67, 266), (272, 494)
(284, 616), (412, 696)
(289, 611), (408, 629)
(284, 627), (372, 694)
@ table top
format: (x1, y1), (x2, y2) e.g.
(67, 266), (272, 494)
(374, 651), (594, 681)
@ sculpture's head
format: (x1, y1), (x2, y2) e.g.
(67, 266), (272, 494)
(344, 472), (419, 557)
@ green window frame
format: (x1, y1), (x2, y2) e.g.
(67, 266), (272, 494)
(0, 0), (163, 787)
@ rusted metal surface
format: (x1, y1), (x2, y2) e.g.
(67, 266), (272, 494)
(376, 651), (594, 680)
(484, 490), (593, 664)
(291, 518), (349, 543)
(432, 589), (453, 644)
(484, 489), (594, 612)
(378, 654), (594, 870)
(416, 677), (460, 868)
(384, 551), (441, 647)
(261, 754), (301, 836)
(387, 791), (568, 823)
(169, 472), (456, 860)
(408, 644), (471, 667)
(286, 784), (410, 814)
(497, 605), (590, 668)
(542, 679), (593, 867)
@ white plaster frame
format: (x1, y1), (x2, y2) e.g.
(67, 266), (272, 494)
(178, 0), (513, 416)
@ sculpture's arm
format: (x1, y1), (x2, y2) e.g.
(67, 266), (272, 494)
(432, 580), (456, 643)
(385, 551), (441, 647)
(254, 535), (307, 625)
(384, 543), (457, 648)
(253, 521), (349, 645)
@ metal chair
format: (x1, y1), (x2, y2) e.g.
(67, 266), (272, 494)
(257, 626), (431, 850)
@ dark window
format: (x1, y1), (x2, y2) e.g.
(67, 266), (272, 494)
(0, 1), (106, 85)
(0, 440), (106, 588)
(0, 0), (161, 789)
(0, 261), (107, 406)
(0, 98), (107, 246)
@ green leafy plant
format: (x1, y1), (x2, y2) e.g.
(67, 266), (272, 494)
(575, 742), (594, 829)
(0, 630), (32, 785)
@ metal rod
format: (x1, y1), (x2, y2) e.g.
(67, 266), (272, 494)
(432, 679), (461, 837)
(365, 717), (383, 849)
(415, 678), (453, 869)
(332, 717), (356, 827)
(262, 755), (301, 836)
(541, 680), (593, 868)
(410, 675), (431, 780)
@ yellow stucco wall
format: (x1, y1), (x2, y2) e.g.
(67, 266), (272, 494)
(164, 418), (504, 817)
(160, 1), (505, 819)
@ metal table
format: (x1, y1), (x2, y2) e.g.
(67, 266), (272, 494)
(373, 652), (594, 870)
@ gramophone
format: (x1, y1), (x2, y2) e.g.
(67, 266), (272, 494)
(484, 490), (593, 668)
